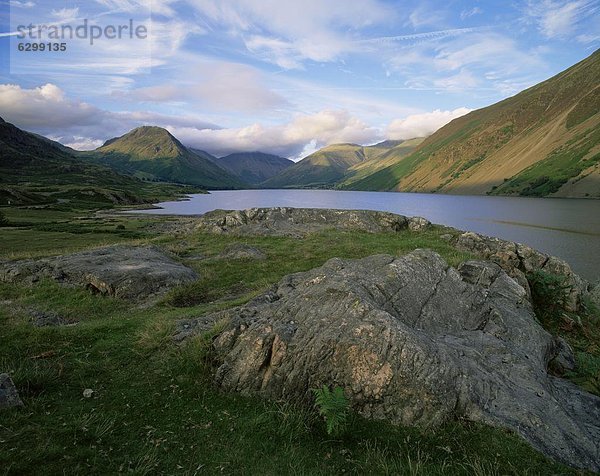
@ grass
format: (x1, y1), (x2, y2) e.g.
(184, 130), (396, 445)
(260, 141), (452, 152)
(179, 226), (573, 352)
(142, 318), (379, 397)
(0, 206), (591, 474)
(492, 126), (600, 197)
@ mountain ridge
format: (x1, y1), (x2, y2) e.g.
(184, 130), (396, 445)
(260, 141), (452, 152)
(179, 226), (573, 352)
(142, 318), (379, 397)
(89, 126), (245, 189)
(346, 49), (600, 198)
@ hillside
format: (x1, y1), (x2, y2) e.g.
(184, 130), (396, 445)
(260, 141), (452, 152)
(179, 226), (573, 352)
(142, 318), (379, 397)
(338, 138), (424, 189)
(262, 143), (367, 188)
(0, 117), (185, 207)
(348, 49), (600, 198)
(208, 152), (292, 185)
(91, 127), (245, 189)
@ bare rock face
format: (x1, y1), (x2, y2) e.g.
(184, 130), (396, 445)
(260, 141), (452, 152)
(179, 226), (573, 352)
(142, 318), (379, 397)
(0, 245), (198, 300)
(196, 207), (430, 237)
(0, 373), (23, 409)
(189, 250), (599, 471)
(454, 231), (589, 311)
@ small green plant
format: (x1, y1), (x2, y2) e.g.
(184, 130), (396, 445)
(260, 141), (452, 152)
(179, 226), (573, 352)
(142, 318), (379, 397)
(0, 209), (9, 227)
(313, 384), (349, 437)
(527, 270), (571, 321)
(569, 352), (600, 396)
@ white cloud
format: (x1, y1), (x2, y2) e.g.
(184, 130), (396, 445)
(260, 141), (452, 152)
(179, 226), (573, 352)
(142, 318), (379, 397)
(188, 0), (395, 68)
(386, 108), (471, 140)
(123, 61), (288, 112)
(49, 136), (105, 150)
(170, 109), (380, 158)
(408, 5), (444, 28)
(9, 1), (35, 8)
(0, 83), (220, 149)
(0, 83), (99, 128)
(524, 0), (599, 38)
(460, 7), (483, 20)
(50, 7), (80, 21)
(387, 32), (546, 95)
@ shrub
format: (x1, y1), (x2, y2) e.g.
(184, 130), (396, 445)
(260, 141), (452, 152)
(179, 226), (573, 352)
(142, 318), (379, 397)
(313, 385), (349, 437)
(528, 270), (571, 321)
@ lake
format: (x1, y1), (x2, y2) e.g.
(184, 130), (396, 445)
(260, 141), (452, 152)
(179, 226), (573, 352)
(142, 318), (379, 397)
(131, 189), (600, 282)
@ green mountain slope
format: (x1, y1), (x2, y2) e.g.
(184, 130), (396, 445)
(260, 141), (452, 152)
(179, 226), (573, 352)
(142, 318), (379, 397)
(338, 138), (424, 189)
(91, 127), (245, 189)
(208, 152), (293, 185)
(0, 118), (194, 207)
(349, 49), (600, 198)
(262, 143), (366, 188)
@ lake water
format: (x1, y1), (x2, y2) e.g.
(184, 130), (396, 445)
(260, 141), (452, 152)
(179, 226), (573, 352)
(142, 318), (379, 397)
(132, 189), (600, 282)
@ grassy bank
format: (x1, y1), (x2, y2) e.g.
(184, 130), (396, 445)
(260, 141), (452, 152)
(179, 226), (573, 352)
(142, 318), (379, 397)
(0, 206), (596, 474)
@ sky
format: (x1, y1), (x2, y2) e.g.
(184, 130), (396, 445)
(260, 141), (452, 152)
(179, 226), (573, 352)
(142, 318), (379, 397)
(0, 0), (598, 159)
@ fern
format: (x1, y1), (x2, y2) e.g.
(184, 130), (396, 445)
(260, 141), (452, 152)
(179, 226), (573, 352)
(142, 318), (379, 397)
(313, 385), (349, 436)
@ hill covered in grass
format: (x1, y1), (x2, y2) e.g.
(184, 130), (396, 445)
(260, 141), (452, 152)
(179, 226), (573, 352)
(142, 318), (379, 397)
(347, 49), (600, 198)
(0, 118), (196, 208)
(90, 126), (245, 189)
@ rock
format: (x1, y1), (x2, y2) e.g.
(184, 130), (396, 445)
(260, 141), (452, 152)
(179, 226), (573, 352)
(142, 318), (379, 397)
(196, 207), (429, 237)
(0, 245), (198, 301)
(0, 373), (23, 409)
(548, 337), (576, 376)
(82, 388), (94, 398)
(218, 244), (266, 261)
(455, 231), (588, 312)
(187, 250), (599, 471)
(407, 216), (431, 231)
(590, 283), (600, 309)
(29, 309), (69, 327)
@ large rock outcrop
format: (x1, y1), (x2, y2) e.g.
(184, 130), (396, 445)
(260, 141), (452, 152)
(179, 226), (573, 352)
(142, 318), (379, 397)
(196, 207), (431, 237)
(0, 245), (198, 300)
(184, 250), (599, 471)
(453, 231), (589, 311)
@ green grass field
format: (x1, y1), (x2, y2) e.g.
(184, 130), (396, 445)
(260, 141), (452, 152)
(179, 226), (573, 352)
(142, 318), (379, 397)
(1, 206), (597, 475)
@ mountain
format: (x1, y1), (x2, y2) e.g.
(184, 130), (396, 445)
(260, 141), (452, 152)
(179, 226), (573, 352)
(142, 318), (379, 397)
(0, 118), (189, 207)
(338, 138), (424, 189)
(91, 126), (245, 189)
(347, 49), (600, 198)
(205, 152), (293, 185)
(262, 139), (423, 189)
(261, 143), (369, 188)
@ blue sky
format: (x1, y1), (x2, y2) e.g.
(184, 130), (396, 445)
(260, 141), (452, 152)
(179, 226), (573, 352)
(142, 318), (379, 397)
(0, 0), (598, 158)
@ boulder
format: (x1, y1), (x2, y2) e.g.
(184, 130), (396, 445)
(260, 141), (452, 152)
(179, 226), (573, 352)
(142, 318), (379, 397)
(196, 207), (430, 237)
(0, 373), (23, 409)
(455, 231), (589, 312)
(0, 245), (198, 300)
(185, 250), (599, 471)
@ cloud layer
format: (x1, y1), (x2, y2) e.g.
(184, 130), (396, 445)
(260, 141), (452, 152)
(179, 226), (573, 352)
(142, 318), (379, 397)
(386, 108), (471, 140)
(0, 83), (471, 158)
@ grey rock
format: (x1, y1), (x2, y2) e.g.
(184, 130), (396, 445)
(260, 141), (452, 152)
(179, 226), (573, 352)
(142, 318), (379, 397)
(0, 245), (198, 300)
(589, 282), (600, 309)
(188, 250), (599, 471)
(548, 337), (576, 376)
(0, 373), (23, 409)
(218, 244), (266, 261)
(196, 207), (430, 237)
(29, 309), (70, 327)
(407, 216), (431, 231)
(455, 231), (588, 312)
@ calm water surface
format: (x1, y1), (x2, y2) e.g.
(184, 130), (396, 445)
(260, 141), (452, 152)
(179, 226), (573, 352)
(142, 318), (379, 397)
(132, 190), (600, 281)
